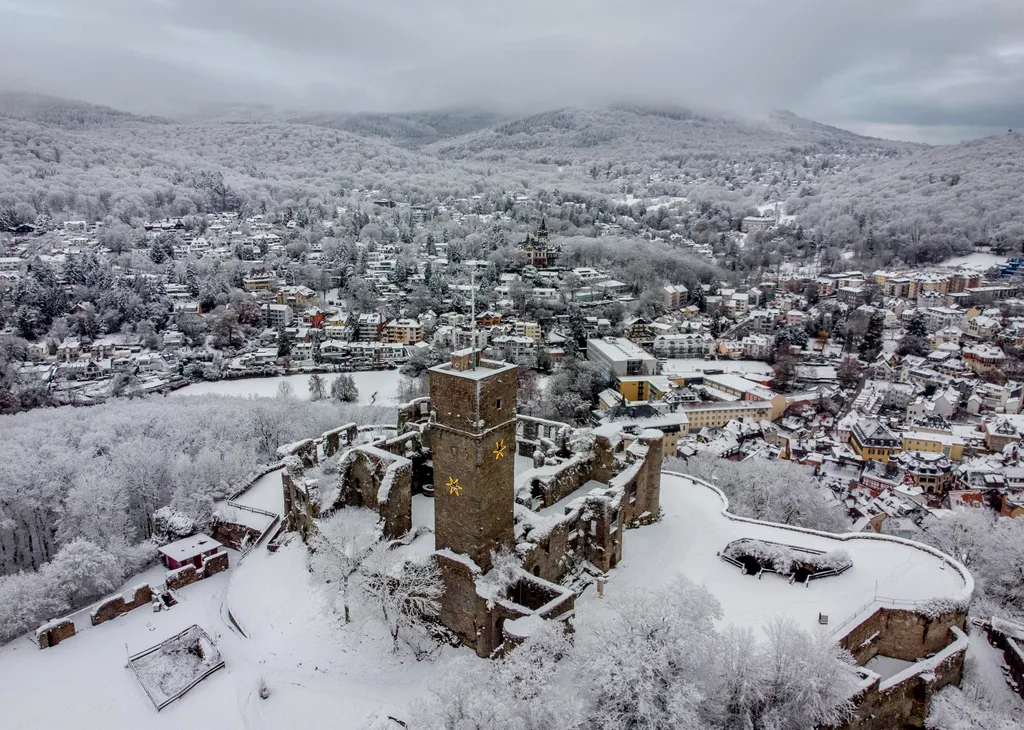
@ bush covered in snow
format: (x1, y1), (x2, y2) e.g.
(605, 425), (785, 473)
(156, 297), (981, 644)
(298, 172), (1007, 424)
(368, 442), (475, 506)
(723, 538), (853, 578)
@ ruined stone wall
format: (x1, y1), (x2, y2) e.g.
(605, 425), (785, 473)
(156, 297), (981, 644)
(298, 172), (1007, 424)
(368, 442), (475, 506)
(520, 453), (594, 509)
(520, 520), (581, 584)
(338, 446), (413, 539)
(397, 397), (431, 429)
(166, 564), (200, 590)
(838, 630), (967, 730)
(202, 551), (229, 577)
(633, 431), (663, 521)
(212, 519), (263, 551)
(90, 584), (154, 626)
(840, 607), (967, 665)
(36, 620), (75, 648)
(322, 423), (358, 458)
(590, 433), (620, 484)
(434, 551), (484, 654)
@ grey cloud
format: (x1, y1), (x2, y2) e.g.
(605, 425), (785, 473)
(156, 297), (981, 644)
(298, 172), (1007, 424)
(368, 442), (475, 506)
(0, 0), (1022, 141)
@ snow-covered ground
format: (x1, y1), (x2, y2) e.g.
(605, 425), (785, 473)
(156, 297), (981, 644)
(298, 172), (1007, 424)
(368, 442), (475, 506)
(0, 472), (974, 728)
(662, 358), (773, 378)
(940, 252), (1008, 271)
(173, 370), (403, 406)
(964, 629), (1024, 714)
(231, 469), (286, 515)
(582, 473), (971, 638)
(0, 542), (456, 730)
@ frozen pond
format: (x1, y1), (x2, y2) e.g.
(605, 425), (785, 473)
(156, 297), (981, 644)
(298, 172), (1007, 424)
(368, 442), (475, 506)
(172, 370), (405, 406)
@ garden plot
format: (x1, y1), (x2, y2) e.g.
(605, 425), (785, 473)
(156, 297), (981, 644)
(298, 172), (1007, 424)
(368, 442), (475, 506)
(128, 624), (225, 710)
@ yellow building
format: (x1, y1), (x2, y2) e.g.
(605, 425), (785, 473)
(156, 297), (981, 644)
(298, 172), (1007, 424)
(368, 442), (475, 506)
(514, 321), (542, 343)
(900, 430), (965, 462)
(850, 418), (902, 464)
(680, 401), (774, 432)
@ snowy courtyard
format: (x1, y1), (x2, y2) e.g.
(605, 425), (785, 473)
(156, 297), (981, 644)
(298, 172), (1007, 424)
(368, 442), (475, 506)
(585, 473), (973, 638)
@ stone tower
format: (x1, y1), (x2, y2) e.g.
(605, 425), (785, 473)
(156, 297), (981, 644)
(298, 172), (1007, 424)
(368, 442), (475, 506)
(429, 349), (517, 572)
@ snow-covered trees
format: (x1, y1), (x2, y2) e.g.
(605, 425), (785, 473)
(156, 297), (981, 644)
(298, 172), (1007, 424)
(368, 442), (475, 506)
(0, 539), (122, 642)
(668, 454), (847, 532)
(416, 576), (856, 730)
(360, 546), (443, 653)
(331, 373), (359, 403)
(919, 510), (1024, 620)
(542, 358), (609, 425)
(308, 374), (326, 401)
(309, 508), (383, 623)
(0, 395), (395, 619)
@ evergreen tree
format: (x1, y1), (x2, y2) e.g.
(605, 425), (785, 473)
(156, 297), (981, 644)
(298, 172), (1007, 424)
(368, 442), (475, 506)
(906, 310), (928, 338)
(692, 286), (707, 313)
(859, 310), (885, 360)
(277, 328), (293, 358)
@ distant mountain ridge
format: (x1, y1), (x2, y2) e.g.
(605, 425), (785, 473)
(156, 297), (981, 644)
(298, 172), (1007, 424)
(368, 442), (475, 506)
(3, 90), (1021, 265)
(0, 91), (167, 128)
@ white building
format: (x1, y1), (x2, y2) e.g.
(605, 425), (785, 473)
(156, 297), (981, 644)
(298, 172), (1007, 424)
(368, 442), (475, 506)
(587, 337), (657, 377)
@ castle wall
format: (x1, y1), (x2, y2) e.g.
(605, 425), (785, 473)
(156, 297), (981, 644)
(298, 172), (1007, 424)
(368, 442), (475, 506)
(838, 628), (967, 730)
(840, 607), (967, 665)
(434, 551), (485, 654)
(36, 620), (75, 649)
(212, 519), (262, 551)
(339, 447), (412, 539)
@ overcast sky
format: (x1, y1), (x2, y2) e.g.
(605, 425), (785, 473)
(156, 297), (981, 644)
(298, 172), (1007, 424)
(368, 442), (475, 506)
(1, 0), (1022, 143)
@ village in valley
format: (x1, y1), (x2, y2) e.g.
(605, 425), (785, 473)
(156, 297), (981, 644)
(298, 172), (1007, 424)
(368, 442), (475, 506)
(2, 187), (1024, 729)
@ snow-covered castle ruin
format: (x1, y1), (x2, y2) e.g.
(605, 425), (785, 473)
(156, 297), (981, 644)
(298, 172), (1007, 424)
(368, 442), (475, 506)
(280, 350), (975, 729)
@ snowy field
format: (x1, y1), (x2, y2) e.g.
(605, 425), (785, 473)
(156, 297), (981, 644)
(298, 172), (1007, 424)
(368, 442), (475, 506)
(940, 252), (1008, 271)
(173, 370), (404, 406)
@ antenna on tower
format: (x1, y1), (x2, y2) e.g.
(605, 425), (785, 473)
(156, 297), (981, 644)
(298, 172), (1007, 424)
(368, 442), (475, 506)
(470, 269), (477, 369)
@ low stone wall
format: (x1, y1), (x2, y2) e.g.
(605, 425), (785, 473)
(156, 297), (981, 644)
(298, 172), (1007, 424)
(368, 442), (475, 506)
(90, 584), (154, 627)
(36, 619), (75, 649)
(212, 519), (263, 551)
(166, 565), (200, 591)
(203, 551), (230, 577)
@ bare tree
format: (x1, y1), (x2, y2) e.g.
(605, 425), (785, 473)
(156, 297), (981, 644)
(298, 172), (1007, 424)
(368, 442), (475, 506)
(308, 508), (382, 623)
(360, 545), (443, 652)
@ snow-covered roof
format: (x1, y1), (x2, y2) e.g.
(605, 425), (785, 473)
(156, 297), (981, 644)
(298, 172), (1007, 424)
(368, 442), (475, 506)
(158, 533), (222, 563)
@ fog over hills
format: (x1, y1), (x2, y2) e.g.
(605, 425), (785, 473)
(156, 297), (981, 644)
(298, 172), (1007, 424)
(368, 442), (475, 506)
(2, 91), (1022, 264)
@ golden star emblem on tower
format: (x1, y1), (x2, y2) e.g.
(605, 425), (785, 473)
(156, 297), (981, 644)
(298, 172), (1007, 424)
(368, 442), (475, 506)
(492, 439), (508, 460)
(446, 476), (462, 496)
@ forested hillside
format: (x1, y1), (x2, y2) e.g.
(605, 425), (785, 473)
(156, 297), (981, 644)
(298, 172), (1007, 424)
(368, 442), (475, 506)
(0, 91), (164, 128)
(2, 93), (1023, 267)
(787, 132), (1024, 264)
(0, 96), (912, 231)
